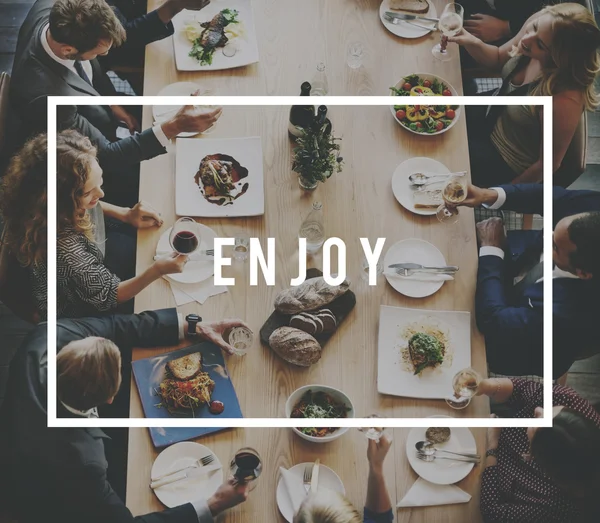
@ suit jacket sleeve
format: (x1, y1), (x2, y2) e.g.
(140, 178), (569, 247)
(113, 6), (175, 48)
(56, 104), (166, 171)
(59, 308), (180, 349)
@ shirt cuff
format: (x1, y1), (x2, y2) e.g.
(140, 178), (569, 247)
(482, 187), (506, 210)
(152, 124), (170, 148)
(177, 312), (185, 341)
(479, 246), (505, 259)
(191, 499), (214, 523)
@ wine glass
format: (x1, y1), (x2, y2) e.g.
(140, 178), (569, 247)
(230, 447), (262, 491)
(445, 368), (482, 409)
(436, 172), (468, 225)
(169, 217), (201, 255)
(226, 326), (254, 356)
(358, 414), (386, 442)
(432, 3), (464, 62)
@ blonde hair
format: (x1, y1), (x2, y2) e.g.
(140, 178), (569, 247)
(294, 492), (362, 523)
(512, 3), (600, 110)
(57, 337), (122, 411)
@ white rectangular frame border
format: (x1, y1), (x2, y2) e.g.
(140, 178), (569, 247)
(47, 95), (553, 429)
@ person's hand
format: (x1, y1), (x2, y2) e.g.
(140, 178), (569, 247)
(166, 106), (223, 137)
(207, 477), (249, 517)
(367, 434), (392, 473)
(198, 319), (253, 355)
(486, 414), (502, 450)
(110, 105), (140, 135)
(125, 201), (163, 229)
(153, 252), (188, 275)
(446, 27), (480, 47)
(175, 0), (210, 11)
(158, 0), (209, 23)
(476, 217), (506, 248)
(457, 184), (496, 208)
(464, 14), (510, 43)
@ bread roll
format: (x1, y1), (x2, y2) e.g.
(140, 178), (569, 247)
(269, 327), (322, 367)
(274, 277), (350, 314)
(389, 0), (429, 14)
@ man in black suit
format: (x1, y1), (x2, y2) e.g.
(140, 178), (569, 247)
(457, 183), (600, 378)
(2, 308), (249, 523)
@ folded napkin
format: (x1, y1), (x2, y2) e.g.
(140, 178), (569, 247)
(166, 277), (227, 306)
(398, 478), (471, 508)
(384, 270), (454, 283)
(279, 467), (336, 514)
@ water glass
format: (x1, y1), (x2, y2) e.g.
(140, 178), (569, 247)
(227, 326), (253, 356)
(347, 41), (365, 69)
(361, 254), (383, 284)
(358, 414), (386, 442)
(233, 233), (250, 261)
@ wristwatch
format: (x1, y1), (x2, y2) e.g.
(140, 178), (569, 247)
(185, 314), (202, 336)
(485, 448), (498, 459)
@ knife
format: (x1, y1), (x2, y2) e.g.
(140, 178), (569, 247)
(150, 463), (222, 489)
(385, 11), (439, 23)
(388, 263), (459, 272)
(310, 459), (320, 493)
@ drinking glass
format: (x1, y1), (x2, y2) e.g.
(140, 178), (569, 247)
(436, 172), (468, 224)
(361, 254), (383, 284)
(347, 42), (365, 69)
(230, 447), (262, 491)
(432, 3), (464, 62)
(233, 233), (250, 261)
(358, 414), (386, 442)
(196, 105), (218, 134)
(227, 326), (254, 356)
(311, 63), (329, 96)
(169, 217), (201, 255)
(445, 368), (482, 409)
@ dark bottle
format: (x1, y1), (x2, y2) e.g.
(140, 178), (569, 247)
(316, 105), (332, 135)
(289, 82), (314, 140)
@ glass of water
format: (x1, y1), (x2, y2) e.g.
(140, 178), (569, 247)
(347, 41), (365, 69)
(233, 233), (250, 261)
(361, 254), (383, 284)
(358, 414), (386, 442)
(227, 326), (253, 356)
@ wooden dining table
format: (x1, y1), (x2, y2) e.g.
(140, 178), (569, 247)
(127, 1), (488, 520)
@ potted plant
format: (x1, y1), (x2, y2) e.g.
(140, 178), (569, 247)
(292, 121), (343, 190)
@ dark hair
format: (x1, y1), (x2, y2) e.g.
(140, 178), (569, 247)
(568, 211), (600, 277)
(49, 0), (126, 53)
(531, 408), (600, 496)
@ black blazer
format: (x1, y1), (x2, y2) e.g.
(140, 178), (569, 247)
(10, 0), (166, 171)
(2, 308), (199, 523)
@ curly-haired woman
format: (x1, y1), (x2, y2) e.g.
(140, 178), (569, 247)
(0, 130), (185, 319)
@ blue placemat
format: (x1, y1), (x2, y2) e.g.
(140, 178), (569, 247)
(132, 342), (243, 448)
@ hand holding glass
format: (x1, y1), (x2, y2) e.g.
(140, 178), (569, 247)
(433, 3), (464, 62)
(445, 368), (482, 409)
(436, 173), (468, 224)
(169, 217), (201, 255)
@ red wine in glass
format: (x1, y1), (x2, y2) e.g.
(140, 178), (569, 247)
(172, 231), (199, 254)
(230, 447), (262, 491)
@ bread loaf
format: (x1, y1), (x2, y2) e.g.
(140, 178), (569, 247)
(269, 327), (322, 367)
(274, 277), (350, 314)
(389, 0), (429, 14)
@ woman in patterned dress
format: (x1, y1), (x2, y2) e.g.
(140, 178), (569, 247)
(476, 377), (600, 522)
(0, 130), (186, 320)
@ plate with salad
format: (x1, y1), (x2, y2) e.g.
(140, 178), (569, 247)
(390, 74), (461, 135)
(172, 1), (259, 71)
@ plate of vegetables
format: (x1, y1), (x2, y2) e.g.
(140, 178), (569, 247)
(390, 74), (461, 135)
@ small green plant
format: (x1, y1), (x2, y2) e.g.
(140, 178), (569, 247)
(292, 122), (343, 185)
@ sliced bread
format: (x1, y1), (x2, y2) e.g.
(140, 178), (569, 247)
(167, 352), (202, 381)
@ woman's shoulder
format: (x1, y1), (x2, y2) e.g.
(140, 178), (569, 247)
(57, 229), (94, 253)
(553, 89), (585, 106)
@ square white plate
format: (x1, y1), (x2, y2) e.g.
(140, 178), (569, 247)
(377, 305), (471, 399)
(175, 136), (265, 217)
(172, 2), (259, 71)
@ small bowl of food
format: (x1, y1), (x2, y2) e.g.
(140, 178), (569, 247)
(285, 385), (355, 443)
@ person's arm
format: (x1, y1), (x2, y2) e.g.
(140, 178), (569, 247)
(99, 201), (163, 229)
(477, 378), (514, 404)
(364, 435), (394, 522)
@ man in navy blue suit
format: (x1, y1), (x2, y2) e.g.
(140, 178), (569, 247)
(457, 183), (600, 379)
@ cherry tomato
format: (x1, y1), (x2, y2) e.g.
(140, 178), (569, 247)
(423, 80), (432, 88)
(415, 122), (423, 129)
(435, 121), (444, 131)
(443, 89), (452, 96)
(396, 109), (407, 120)
(446, 108), (456, 119)
(414, 105), (421, 111)
(403, 82), (412, 91)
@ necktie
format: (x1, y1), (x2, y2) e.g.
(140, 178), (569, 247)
(74, 60), (92, 86)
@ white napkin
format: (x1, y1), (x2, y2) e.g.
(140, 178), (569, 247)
(166, 277), (227, 306)
(398, 478), (471, 507)
(279, 467), (307, 514)
(384, 270), (454, 283)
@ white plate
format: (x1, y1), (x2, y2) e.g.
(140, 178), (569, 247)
(156, 223), (217, 284)
(383, 238), (447, 298)
(276, 463), (345, 522)
(176, 136), (265, 217)
(377, 305), (471, 399)
(172, 2), (259, 71)
(151, 442), (223, 508)
(392, 157), (450, 216)
(153, 82), (205, 138)
(406, 418), (476, 485)
(379, 0), (438, 39)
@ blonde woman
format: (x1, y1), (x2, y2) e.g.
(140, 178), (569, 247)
(294, 435), (393, 523)
(449, 3), (600, 186)
(0, 130), (185, 320)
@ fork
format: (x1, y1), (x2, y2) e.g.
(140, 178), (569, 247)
(416, 453), (479, 464)
(303, 464), (313, 494)
(384, 14), (438, 31)
(151, 454), (215, 482)
(395, 267), (458, 277)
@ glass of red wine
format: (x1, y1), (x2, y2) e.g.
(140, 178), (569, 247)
(229, 447), (262, 492)
(169, 217), (201, 256)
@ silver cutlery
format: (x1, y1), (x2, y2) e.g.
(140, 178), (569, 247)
(302, 464), (312, 495)
(150, 462), (222, 489)
(151, 453), (215, 482)
(415, 441), (480, 459)
(388, 263), (459, 274)
(384, 14), (437, 31)
(385, 11), (440, 23)
(416, 453), (480, 464)
(409, 171), (467, 186)
(153, 249), (214, 261)
(310, 459), (320, 493)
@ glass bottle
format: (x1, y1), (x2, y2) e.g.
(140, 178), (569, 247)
(311, 63), (329, 96)
(288, 81), (314, 140)
(299, 201), (325, 252)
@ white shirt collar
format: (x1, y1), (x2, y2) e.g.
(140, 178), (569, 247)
(60, 401), (99, 418)
(40, 24), (77, 73)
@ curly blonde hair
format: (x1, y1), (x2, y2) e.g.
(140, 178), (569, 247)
(294, 491), (362, 523)
(512, 3), (600, 110)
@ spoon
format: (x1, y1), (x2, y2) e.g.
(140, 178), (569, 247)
(416, 441), (480, 459)
(416, 453), (480, 464)
(409, 171), (467, 186)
